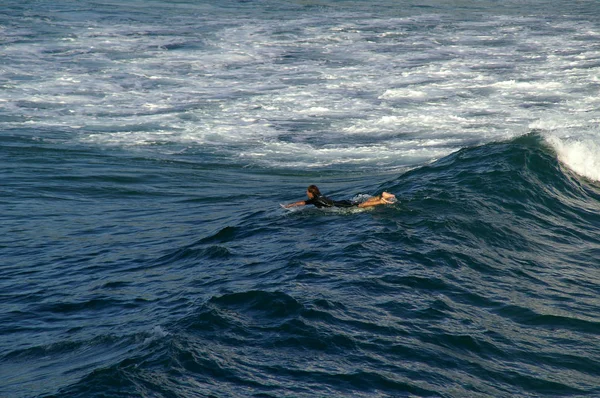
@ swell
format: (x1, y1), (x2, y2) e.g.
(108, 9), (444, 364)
(1, 327), (168, 398)
(47, 291), (444, 397)
(23, 133), (600, 398)
(389, 132), (600, 252)
(46, 289), (600, 397)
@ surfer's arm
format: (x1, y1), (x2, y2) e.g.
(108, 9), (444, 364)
(283, 200), (306, 208)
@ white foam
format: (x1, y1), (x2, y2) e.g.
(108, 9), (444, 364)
(494, 80), (564, 89)
(545, 132), (600, 182)
(3, 9), (600, 170)
(142, 325), (169, 345)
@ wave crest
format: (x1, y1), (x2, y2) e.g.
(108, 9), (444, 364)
(546, 133), (600, 182)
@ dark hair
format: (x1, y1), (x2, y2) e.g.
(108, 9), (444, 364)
(307, 185), (321, 196)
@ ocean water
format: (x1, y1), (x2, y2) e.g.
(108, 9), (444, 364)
(2, 1), (600, 397)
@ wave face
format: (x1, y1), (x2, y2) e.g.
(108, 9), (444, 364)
(2, 1), (600, 398)
(4, 135), (597, 398)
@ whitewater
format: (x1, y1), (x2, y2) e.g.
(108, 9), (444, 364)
(2, 0), (600, 174)
(1, 1), (600, 397)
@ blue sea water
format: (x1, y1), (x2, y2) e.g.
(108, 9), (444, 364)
(2, 1), (600, 397)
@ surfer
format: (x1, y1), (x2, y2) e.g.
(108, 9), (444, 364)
(283, 185), (396, 209)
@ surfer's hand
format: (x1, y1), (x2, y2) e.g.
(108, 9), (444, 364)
(282, 201), (306, 208)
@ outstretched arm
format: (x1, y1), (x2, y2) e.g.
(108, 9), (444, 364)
(283, 200), (307, 208)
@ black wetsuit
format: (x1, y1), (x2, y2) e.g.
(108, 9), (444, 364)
(305, 195), (357, 208)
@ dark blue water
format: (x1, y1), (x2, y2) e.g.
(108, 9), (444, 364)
(2, 1), (600, 397)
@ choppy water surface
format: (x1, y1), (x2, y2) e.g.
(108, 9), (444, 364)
(1, 1), (600, 397)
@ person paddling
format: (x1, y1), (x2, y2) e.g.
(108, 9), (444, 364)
(283, 185), (396, 209)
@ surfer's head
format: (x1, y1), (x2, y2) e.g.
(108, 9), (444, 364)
(307, 185), (321, 198)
